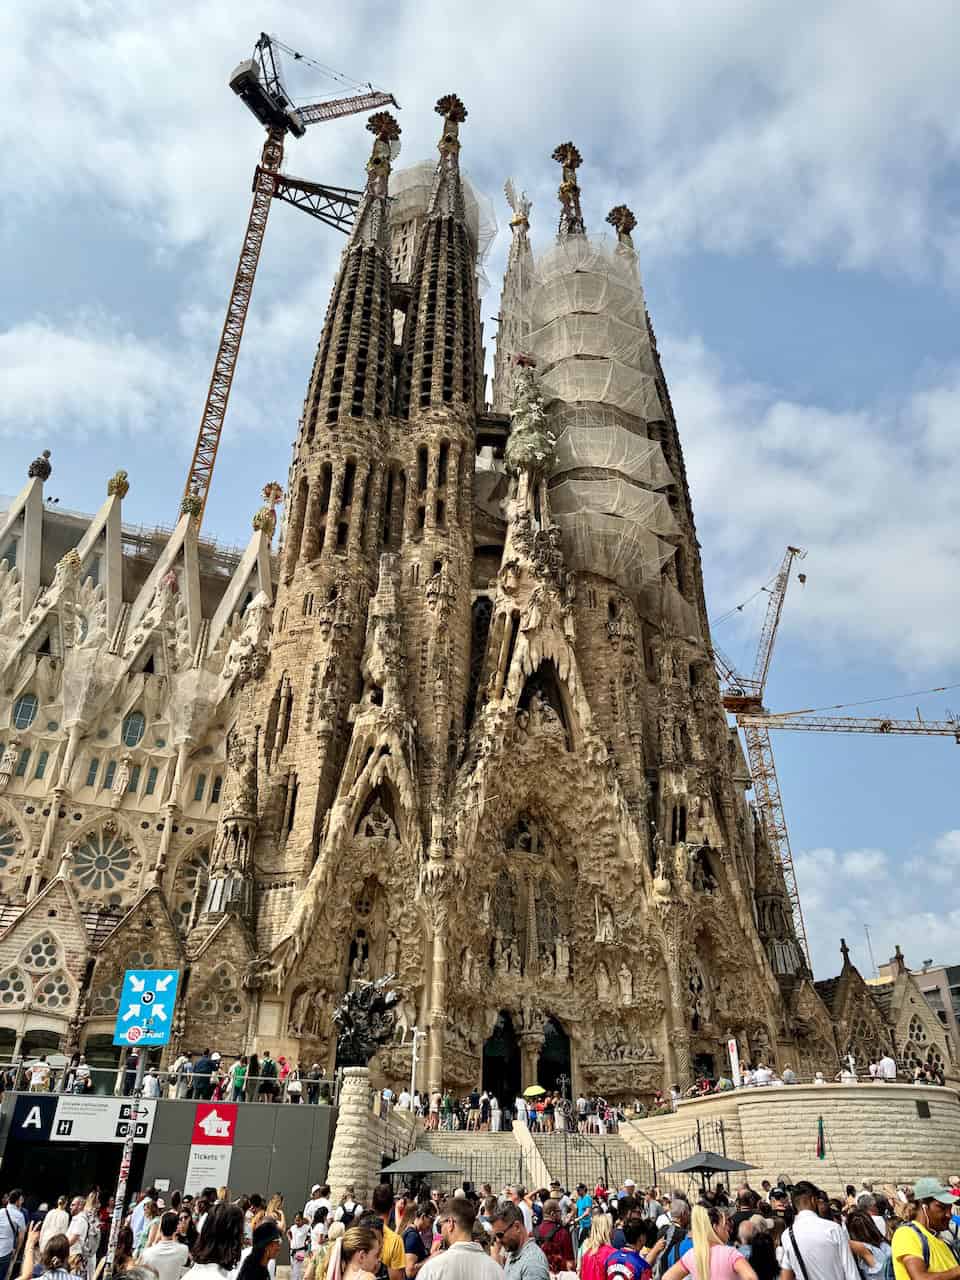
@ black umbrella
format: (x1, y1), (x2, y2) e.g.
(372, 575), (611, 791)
(659, 1151), (756, 1194)
(660, 1152), (756, 1175)
(379, 1150), (464, 1176)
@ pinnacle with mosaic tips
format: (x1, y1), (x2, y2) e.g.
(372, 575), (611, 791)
(435, 93), (467, 122)
(606, 205), (637, 236)
(552, 142), (582, 170)
(366, 111), (401, 143)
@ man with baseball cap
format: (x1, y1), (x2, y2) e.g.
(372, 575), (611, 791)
(893, 1180), (960, 1280)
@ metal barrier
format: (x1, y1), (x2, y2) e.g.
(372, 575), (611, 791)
(0, 1059), (341, 1104)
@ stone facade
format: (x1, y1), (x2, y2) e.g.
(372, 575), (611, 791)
(0, 98), (952, 1097)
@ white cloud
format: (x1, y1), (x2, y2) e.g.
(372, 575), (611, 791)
(3, 1), (960, 276)
(795, 838), (960, 978)
(663, 334), (960, 671)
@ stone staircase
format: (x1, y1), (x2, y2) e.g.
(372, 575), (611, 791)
(531, 1131), (654, 1189)
(415, 1129), (531, 1189)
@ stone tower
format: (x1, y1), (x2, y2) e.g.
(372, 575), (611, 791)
(3, 97), (939, 1097)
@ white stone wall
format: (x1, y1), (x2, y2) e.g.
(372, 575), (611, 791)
(625, 1084), (960, 1190)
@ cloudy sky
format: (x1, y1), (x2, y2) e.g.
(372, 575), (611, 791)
(3, 1), (959, 979)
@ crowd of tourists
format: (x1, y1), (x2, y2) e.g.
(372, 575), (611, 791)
(384, 1090), (623, 1134)
(3, 1170), (960, 1280)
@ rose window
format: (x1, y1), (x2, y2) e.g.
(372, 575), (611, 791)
(74, 828), (138, 892)
(34, 971), (70, 1010)
(91, 978), (121, 1016)
(0, 967), (29, 1007)
(23, 933), (59, 972)
(196, 988), (218, 1015)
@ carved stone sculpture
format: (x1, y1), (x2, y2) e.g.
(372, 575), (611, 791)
(596, 962), (613, 1003)
(0, 739), (19, 790)
(594, 896), (616, 943)
(333, 974), (399, 1067)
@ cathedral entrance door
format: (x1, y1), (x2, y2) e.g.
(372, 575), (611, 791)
(482, 1011), (521, 1103)
(537, 1015), (571, 1092)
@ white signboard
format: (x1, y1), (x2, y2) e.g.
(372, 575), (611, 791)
(51, 1097), (157, 1144)
(183, 1146), (233, 1196)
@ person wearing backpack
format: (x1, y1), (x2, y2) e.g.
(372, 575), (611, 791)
(534, 1200), (575, 1274)
(847, 1212), (894, 1280)
(892, 1180), (960, 1280)
(655, 1203), (691, 1279)
(258, 1051), (279, 1102)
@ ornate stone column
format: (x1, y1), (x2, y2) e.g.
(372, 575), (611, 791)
(325, 1066), (374, 1202)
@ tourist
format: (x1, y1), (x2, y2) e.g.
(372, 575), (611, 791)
(176, 1209), (198, 1255)
(328, 1226), (381, 1280)
(192, 1051), (216, 1101)
(780, 1183), (860, 1280)
(18, 1224), (70, 1280)
(27, 1056), (51, 1093)
(171, 1052), (194, 1099)
(657, 1203), (692, 1272)
(311, 1210), (331, 1254)
(258, 1052), (279, 1102)
(490, 1203), (549, 1280)
(782, 1066), (798, 1085)
(403, 1205), (433, 1278)
(534, 1200), (574, 1274)
(183, 1203), (244, 1280)
(490, 1095), (502, 1133)
(237, 1222), (284, 1280)
(878, 1053), (897, 1084)
(141, 1212), (189, 1280)
(371, 1185), (405, 1280)
(845, 1212), (892, 1280)
(229, 1058), (247, 1103)
(661, 1209), (754, 1280)
(38, 1200), (70, 1253)
(305, 1190), (332, 1222)
(143, 1068), (162, 1099)
(581, 1214), (615, 1280)
(0, 1189), (26, 1280)
(467, 1089), (481, 1132)
(745, 1228), (777, 1280)
(288, 1215), (312, 1280)
(418, 1198), (501, 1280)
(892, 1179), (960, 1280)
(814, 1073), (826, 1085)
(68, 1194), (101, 1279)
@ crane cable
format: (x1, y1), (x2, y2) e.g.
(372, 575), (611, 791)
(710, 559), (785, 628)
(268, 36), (384, 97)
(771, 682), (960, 718)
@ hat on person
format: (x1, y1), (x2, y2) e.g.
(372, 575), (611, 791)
(211, 1052), (221, 1062)
(253, 1222), (284, 1248)
(623, 1179), (637, 1189)
(914, 1179), (955, 1204)
(311, 1185), (322, 1194)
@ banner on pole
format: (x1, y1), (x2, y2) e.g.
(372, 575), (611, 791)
(728, 1037), (742, 1089)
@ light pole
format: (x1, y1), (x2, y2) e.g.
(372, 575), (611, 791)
(408, 1025), (427, 1100)
(558, 1072), (571, 1193)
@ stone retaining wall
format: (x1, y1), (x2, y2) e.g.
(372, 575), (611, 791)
(624, 1084), (960, 1191)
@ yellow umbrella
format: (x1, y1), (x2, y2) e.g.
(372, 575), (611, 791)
(523, 1084), (546, 1097)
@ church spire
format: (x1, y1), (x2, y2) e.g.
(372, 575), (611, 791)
(606, 203), (637, 248)
(492, 181), (534, 412)
(552, 141), (586, 237)
(395, 94), (480, 418)
(300, 110), (401, 441)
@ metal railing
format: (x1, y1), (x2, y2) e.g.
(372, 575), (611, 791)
(0, 1059), (341, 1104)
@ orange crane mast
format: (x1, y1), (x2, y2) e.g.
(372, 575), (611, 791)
(181, 34), (398, 526)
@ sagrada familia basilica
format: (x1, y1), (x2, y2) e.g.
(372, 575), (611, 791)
(0, 97), (950, 1097)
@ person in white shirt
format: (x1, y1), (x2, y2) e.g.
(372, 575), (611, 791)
(397, 1089), (413, 1111)
(780, 1182), (860, 1280)
(0, 1189), (26, 1280)
(287, 1214), (311, 1280)
(878, 1053), (897, 1082)
(27, 1057), (51, 1092)
(506, 1188), (532, 1234)
(142, 1211), (190, 1280)
(418, 1197), (502, 1280)
(39, 1198), (70, 1251)
(143, 1068), (162, 1099)
(303, 1186), (331, 1222)
(490, 1095), (501, 1133)
(753, 1064), (773, 1086)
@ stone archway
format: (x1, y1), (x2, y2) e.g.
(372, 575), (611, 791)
(537, 1014), (571, 1092)
(482, 1010), (521, 1104)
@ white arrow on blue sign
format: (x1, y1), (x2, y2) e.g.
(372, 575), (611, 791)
(113, 969), (180, 1047)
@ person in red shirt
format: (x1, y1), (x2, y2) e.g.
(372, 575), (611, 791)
(535, 1200), (575, 1274)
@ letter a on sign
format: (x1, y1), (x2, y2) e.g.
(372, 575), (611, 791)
(22, 1105), (42, 1129)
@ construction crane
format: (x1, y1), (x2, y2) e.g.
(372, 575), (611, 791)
(181, 33), (398, 526)
(713, 547), (812, 967)
(714, 547), (960, 971)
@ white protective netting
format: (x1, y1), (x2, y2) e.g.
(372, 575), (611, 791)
(520, 231), (679, 594)
(549, 420), (674, 489)
(528, 312), (658, 377)
(388, 161), (498, 290)
(539, 358), (665, 422)
(553, 512), (676, 588)
(549, 477), (678, 535)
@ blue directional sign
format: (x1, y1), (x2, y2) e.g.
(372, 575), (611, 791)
(112, 969), (180, 1047)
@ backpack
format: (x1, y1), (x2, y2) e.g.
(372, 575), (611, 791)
(656, 1225), (688, 1279)
(261, 1058), (278, 1080)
